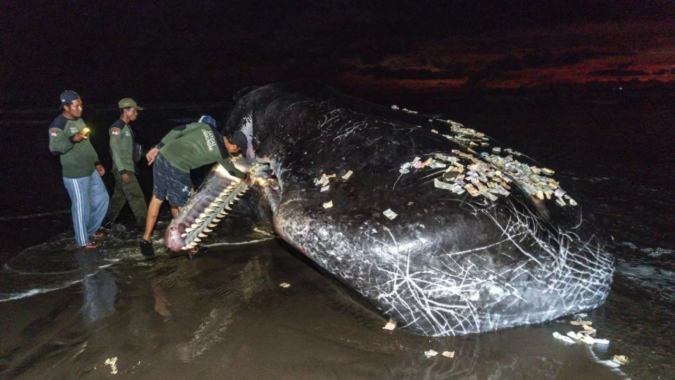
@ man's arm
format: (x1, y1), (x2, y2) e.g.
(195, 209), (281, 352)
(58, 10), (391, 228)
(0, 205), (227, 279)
(147, 123), (203, 165)
(49, 127), (76, 155)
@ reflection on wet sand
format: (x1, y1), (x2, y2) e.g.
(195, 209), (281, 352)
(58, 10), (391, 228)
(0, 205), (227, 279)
(76, 250), (118, 324)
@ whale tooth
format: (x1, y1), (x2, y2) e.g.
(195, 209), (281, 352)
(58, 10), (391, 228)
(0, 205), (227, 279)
(234, 197), (240, 200)
(205, 208), (214, 213)
(218, 212), (227, 217)
(185, 227), (194, 233)
(198, 233), (207, 238)
(208, 223), (217, 228)
(195, 218), (204, 224)
(181, 233), (187, 238)
(194, 238), (201, 242)
(212, 218), (221, 222)
(225, 206), (232, 211)
(215, 197), (224, 202)
(199, 213), (207, 219)
(181, 246), (188, 250)
(191, 223), (198, 229)
(204, 228), (213, 232)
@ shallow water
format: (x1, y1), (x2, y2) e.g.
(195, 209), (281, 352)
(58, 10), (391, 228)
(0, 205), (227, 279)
(1, 94), (673, 379)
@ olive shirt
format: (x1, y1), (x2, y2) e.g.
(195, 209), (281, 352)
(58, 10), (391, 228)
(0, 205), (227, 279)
(48, 115), (100, 178)
(157, 122), (246, 179)
(109, 119), (135, 175)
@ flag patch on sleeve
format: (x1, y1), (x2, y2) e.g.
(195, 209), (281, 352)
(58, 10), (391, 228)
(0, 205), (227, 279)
(112, 128), (121, 135)
(50, 130), (58, 137)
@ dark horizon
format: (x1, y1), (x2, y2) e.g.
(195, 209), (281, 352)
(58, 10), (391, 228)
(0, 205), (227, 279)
(2, 0), (674, 106)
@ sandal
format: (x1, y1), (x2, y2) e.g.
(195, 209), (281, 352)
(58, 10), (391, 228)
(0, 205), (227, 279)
(140, 239), (155, 257)
(85, 242), (101, 249)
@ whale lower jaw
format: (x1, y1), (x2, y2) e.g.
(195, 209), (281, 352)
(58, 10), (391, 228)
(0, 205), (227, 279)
(165, 165), (247, 252)
(165, 163), (277, 251)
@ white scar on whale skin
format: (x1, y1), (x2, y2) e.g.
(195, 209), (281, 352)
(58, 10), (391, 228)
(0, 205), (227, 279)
(358, 199), (611, 336)
(241, 113), (256, 158)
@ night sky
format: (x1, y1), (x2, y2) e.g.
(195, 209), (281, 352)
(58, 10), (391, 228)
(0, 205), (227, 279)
(2, 0), (674, 105)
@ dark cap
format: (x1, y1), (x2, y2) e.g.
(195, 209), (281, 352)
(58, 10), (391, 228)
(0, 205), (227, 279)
(230, 131), (248, 153)
(59, 90), (80, 105)
(198, 115), (217, 128)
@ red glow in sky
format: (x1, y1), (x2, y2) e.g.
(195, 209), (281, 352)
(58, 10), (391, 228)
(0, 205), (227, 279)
(341, 20), (675, 91)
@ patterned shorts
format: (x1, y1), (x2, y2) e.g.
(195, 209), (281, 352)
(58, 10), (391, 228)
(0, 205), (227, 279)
(153, 153), (192, 207)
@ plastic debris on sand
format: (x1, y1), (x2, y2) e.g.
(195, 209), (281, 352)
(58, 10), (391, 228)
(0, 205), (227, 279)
(383, 209), (398, 220)
(382, 319), (396, 331)
(424, 350), (438, 358)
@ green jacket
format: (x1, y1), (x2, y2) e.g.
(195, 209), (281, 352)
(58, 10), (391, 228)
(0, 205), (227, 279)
(109, 119), (135, 174)
(48, 115), (100, 178)
(158, 122), (246, 178)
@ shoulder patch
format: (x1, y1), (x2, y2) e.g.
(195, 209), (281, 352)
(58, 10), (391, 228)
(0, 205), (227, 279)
(50, 130), (58, 137)
(112, 128), (121, 135)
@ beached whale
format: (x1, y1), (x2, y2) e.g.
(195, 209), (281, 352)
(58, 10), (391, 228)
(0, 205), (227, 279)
(164, 81), (615, 336)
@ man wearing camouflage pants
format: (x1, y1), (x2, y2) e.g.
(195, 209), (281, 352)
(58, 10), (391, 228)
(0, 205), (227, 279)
(105, 98), (148, 229)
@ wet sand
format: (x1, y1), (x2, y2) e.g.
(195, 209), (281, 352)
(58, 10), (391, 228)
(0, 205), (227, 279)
(1, 231), (631, 379)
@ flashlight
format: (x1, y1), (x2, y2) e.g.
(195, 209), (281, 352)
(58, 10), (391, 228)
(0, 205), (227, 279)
(82, 127), (90, 139)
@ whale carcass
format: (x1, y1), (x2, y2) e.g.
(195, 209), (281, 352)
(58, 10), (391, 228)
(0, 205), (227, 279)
(165, 81), (615, 336)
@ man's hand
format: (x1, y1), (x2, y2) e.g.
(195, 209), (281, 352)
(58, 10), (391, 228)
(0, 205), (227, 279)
(121, 173), (131, 184)
(72, 132), (86, 142)
(146, 147), (160, 165)
(96, 165), (105, 176)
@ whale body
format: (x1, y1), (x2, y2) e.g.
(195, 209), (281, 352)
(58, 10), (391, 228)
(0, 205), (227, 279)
(166, 81), (614, 336)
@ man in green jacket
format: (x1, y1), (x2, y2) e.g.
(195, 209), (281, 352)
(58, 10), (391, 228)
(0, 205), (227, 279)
(104, 98), (148, 228)
(140, 115), (248, 256)
(48, 90), (109, 248)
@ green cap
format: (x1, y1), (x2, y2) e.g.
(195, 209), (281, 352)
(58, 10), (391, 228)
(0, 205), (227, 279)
(118, 98), (144, 110)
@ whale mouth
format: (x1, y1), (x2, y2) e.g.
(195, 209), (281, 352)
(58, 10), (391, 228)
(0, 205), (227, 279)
(164, 164), (273, 252)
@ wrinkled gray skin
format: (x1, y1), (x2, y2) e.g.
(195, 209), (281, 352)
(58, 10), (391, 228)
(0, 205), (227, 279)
(166, 81), (615, 336)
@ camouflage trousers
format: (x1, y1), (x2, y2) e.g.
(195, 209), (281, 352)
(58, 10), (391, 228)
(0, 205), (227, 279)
(106, 167), (148, 227)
